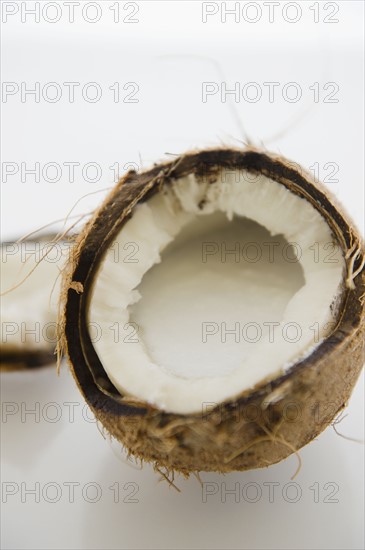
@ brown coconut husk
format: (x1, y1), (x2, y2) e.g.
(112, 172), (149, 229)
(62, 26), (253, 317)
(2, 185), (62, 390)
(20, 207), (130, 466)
(60, 148), (365, 474)
(0, 348), (57, 372)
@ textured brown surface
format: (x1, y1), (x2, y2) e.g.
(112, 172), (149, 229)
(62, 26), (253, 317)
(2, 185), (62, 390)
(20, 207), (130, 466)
(61, 148), (365, 473)
(0, 349), (56, 372)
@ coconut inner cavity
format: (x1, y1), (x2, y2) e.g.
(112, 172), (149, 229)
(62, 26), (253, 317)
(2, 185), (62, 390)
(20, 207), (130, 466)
(89, 169), (345, 414)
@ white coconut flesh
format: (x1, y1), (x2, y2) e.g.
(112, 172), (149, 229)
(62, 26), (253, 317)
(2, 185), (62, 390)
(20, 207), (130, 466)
(89, 170), (346, 414)
(0, 241), (67, 350)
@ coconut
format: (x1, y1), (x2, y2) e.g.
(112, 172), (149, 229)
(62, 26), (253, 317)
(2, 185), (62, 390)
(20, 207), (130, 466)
(1, 235), (70, 371)
(61, 148), (365, 474)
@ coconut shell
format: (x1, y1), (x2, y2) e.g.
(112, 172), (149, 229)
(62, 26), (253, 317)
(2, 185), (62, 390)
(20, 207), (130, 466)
(60, 148), (365, 474)
(0, 348), (57, 372)
(0, 234), (70, 372)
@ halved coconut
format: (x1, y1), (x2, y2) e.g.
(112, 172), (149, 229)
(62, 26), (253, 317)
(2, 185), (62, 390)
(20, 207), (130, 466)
(61, 148), (365, 473)
(1, 235), (70, 371)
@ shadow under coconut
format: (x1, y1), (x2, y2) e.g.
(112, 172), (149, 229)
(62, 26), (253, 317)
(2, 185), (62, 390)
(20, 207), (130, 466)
(0, 364), (76, 470)
(79, 422), (363, 550)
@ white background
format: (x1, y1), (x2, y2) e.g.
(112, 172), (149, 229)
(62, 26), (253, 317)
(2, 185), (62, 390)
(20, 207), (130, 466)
(1, 1), (364, 549)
